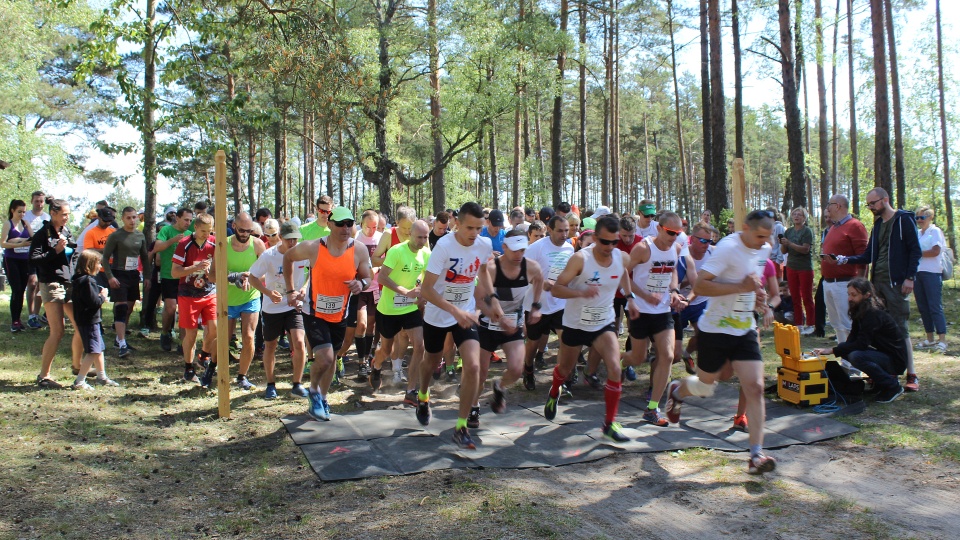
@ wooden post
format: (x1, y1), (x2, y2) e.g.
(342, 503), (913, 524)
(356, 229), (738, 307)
(214, 150), (231, 418)
(732, 158), (747, 226)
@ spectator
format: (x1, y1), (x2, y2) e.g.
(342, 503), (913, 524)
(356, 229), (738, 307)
(913, 205), (948, 354)
(2, 199), (33, 332)
(70, 250), (119, 389)
(819, 195), (869, 343)
(780, 206), (816, 335)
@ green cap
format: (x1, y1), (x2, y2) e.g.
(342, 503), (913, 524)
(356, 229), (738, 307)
(581, 217), (597, 231)
(639, 203), (657, 217)
(329, 207), (354, 222)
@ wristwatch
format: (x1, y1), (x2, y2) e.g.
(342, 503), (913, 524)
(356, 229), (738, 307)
(531, 301), (542, 310)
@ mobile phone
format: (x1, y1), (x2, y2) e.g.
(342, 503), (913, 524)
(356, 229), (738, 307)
(777, 233), (784, 240)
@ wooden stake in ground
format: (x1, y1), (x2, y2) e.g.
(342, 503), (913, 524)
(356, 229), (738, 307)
(214, 150), (231, 418)
(732, 158), (746, 226)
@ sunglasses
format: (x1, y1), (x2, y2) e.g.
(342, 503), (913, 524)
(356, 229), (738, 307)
(693, 236), (712, 244)
(643, 214), (656, 219)
(747, 209), (775, 220)
(236, 228), (255, 234)
(332, 219), (355, 228)
(597, 237), (618, 246)
(915, 216), (928, 221)
(661, 226), (682, 236)
(266, 232), (279, 237)
(318, 208), (332, 215)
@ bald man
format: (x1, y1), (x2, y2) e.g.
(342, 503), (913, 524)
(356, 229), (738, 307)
(225, 212), (267, 391)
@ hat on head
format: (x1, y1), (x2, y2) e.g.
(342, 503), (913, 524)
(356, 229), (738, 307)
(639, 203), (657, 217)
(263, 218), (280, 236)
(291, 216), (302, 226)
(539, 206), (555, 220)
(164, 206), (176, 215)
(330, 207), (354, 222)
(502, 234), (529, 251)
(581, 217), (597, 231)
(590, 206), (611, 219)
(279, 220), (301, 239)
(137, 208), (145, 215)
(488, 209), (505, 227)
(96, 207), (116, 223)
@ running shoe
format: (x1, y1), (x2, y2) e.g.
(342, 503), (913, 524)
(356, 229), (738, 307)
(876, 384), (905, 403)
(665, 380), (683, 424)
(392, 368), (404, 385)
(682, 353), (696, 375)
(237, 374), (256, 391)
(565, 368), (579, 387)
(117, 345), (131, 359)
(904, 374), (919, 392)
(490, 352), (502, 363)
(491, 380), (507, 413)
(199, 363), (215, 388)
(577, 351), (586, 365)
(290, 384), (309, 398)
(358, 357), (370, 380)
(10, 321), (22, 333)
(535, 351), (547, 371)
(467, 407), (481, 429)
(747, 453), (777, 475)
(642, 408), (669, 427)
(37, 377), (63, 389)
(27, 316), (42, 330)
(264, 383), (278, 400)
(139, 327), (150, 339)
(95, 377), (120, 387)
(433, 359), (445, 381)
(39, 314), (48, 325)
(403, 389), (418, 407)
(72, 381), (95, 391)
(308, 391), (330, 421)
(602, 422), (630, 442)
(446, 368), (457, 382)
(452, 427), (476, 449)
(523, 367), (536, 391)
(585, 373), (603, 390)
(416, 399), (431, 426)
(335, 356), (345, 379)
(623, 365), (637, 382)
(544, 395), (559, 421)
(369, 367), (383, 391)
(732, 414), (748, 432)
(278, 336), (290, 350)
(195, 354), (209, 372)
(184, 369), (200, 384)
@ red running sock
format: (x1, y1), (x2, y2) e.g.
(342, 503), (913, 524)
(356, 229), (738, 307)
(604, 379), (622, 425)
(549, 366), (566, 399)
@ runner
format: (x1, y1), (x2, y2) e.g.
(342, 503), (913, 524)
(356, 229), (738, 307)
(368, 206), (416, 380)
(416, 202), (493, 449)
(171, 213), (218, 385)
(543, 215), (640, 442)
(664, 209), (777, 475)
(248, 220), (310, 399)
(521, 215), (573, 387)
(153, 208), (193, 352)
(621, 212), (685, 427)
(673, 224), (714, 372)
(283, 207), (372, 422)
(369, 220), (431, 406)
(224, 212), (267, 391)
(299, 195), (333, 241)
(477, 230), (543, 423)
(338, 210), (381, 381)
(101, 207), (149, 358)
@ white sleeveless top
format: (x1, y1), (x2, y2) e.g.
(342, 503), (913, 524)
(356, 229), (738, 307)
(632, 237), (679, 314)
(562, 245), (624, 331)
(355, 230), (382, 295)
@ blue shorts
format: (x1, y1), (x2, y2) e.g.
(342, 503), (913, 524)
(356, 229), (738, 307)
(675, 302), (708, 339)
(228, 297), (262, 319)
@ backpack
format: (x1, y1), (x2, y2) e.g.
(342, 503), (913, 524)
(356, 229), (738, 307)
(942, 247), (954, 280)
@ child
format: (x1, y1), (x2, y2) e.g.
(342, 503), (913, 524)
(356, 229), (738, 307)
(70, 250), (119, 389)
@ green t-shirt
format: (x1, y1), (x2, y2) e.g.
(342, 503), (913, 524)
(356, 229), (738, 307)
(377, 241), (431, 316)
(784, 225), (814, 271)
(157, 224), (187, 280)
(300, 221), (330, 241)
(226, 236), (260, 307)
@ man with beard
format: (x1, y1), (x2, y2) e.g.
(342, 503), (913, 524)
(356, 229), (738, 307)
(221, 212), (267, 391)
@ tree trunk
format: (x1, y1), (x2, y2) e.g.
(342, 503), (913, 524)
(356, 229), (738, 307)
(428, 0), (444, 214)
(274, 127), (283, 217)
(779, 0), (807, 210)
(707, 0), (727, 216)
(700, 0), (712, 206)
(247, 130), (257, 211)
(882, 0), (904, 208)
(816, 0), (829, 213)
(534, 94), (545, 181)
(668, 0), (690, 206)
(142, 0), (158, 246)
(600, 5), (611, 207)
(579, 0), (588, 211)
(732, 0), (744, 159)
(337, 128), (344, 206)
(490, 118), (499, 209)
(551, 0), (568, 207)
(869, 0), (891, 194)
(830, 0), (840, 195)
(846, 0), (860, 210)
(935, 0), (956, 252)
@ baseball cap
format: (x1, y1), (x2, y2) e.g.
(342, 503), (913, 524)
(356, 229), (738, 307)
(97, 207), (116, 223)
(581, 217), (597, 231)
(280, 220), (301, 239)
(164, 206), (176, 215)
(263, 218), (280, 236)
(590, 206), (611, 219)
(639, 203), (657, 217)
(539, 206), (555, 220)
(488, 209), (505, 227)
(329, 207), (354, 222)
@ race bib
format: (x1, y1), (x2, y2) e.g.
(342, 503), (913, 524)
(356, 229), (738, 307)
(124, 256), (139, 271)
(580, 306), (608, 326)
(443, 283), (472, 306)
(733, 292), (757, 316)
(645, 271), (671, 293)
(393, 293), (416, 308)
(487, 312), (519, 332)
(315, 294), (345, 314)
(13, 246), (28, 254)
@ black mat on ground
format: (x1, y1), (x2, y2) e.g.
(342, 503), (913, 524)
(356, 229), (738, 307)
(284, 387), (858, 481)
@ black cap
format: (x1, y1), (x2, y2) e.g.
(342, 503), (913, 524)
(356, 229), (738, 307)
(488, 209), (505, 227)
(539, 206), (555, 220)
(96, 207), (116, 223)
(557, 201), (572, 213)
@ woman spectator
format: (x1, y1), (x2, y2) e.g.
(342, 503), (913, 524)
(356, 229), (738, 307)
(913, 206), (948, 354)
(780, 206), (816, 335)
(30, 197), (83, 388)
(2, 200), (34, 332)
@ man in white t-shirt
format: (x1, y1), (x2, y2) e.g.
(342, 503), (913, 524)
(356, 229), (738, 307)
(248, 221), (310, 400)
(637, 200), (659, 239)
(417, 202), (493, 450)
(665, 210), (777, 475)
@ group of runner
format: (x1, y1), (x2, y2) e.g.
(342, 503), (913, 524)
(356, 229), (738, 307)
(14, 190), (781, 474)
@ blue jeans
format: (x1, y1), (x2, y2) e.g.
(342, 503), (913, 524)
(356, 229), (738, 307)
(847, 349), (900, 391)
(914, 271), (946, 335)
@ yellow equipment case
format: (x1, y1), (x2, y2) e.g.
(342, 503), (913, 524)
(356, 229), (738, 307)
(773, 322), (830, 373)
(777, 367), (830, 406)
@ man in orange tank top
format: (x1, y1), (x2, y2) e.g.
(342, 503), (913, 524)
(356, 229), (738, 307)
(283, 207), (373, 422)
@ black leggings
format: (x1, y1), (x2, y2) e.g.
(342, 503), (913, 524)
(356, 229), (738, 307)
(4, 257), (29, 323)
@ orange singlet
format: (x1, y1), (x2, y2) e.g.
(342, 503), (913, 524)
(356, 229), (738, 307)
(309, 238), (356, 323)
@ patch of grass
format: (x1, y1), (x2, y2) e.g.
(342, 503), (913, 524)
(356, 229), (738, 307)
(818, 495), (857, 515)
(852, 509), (894, 539)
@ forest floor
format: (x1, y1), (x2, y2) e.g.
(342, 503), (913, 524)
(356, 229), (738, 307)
(0, 284), (958, 539)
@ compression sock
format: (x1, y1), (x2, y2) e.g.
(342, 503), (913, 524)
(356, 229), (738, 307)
(647, 400), (659, 410)
(604, 379), (623, 425)
(418, 389), (430, 402)
(456, 417), (468, 430)
(549, 366), (566, 399)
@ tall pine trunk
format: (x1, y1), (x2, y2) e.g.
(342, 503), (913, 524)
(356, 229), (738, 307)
(830, 0), (840, 194)
(668, 0), (689, 207)
(846, 0), (860, 210)
(732, 0), (744, 159)
(707, 0), (727, 216)
(142, 0), (158, 246)
(550, 0), (568, 207)
(779, 0), (807, 210)
(700, 0), (712, 213)
(883, 0), (904, 208)
(935, 0), (955, 252)
(579, 0), (588, 209)
(816, 0), (829, 213)
(428, 0), (445, 213)
(869, 0), (891, 194)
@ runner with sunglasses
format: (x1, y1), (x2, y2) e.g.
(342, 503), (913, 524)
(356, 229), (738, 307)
(300, 195), (333, 241)
(222, 212), (267, 391)
(664, 209), (776, 475)
(544, 215), (640, 442)
(673, 223), (714, 372)
(284, 207), (373, 422)
(621, 212), (685, 427)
